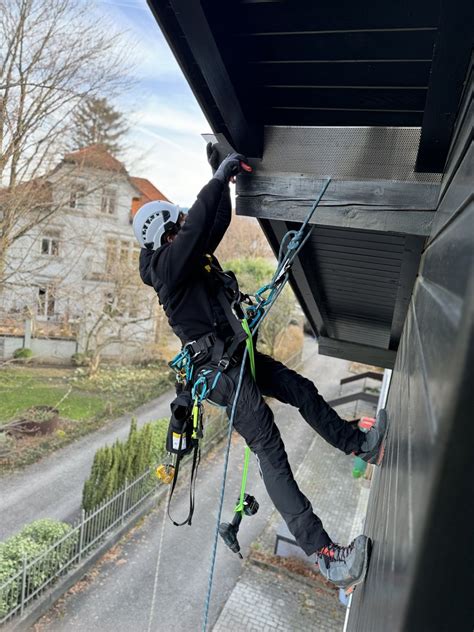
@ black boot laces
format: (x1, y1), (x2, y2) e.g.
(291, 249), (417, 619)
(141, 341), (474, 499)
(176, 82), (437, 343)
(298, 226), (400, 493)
(318, 540), (355, 565)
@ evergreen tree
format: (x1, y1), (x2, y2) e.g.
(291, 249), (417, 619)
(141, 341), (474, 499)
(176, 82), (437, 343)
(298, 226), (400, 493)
(69, 97), (128, 155)
(98, 446), (113, 503)
(125, 418), (139, 480)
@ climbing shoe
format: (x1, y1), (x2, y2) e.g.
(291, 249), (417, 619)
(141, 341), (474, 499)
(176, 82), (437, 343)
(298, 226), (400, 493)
(316, 535), (371, 591)
(358, 408), (388, 465)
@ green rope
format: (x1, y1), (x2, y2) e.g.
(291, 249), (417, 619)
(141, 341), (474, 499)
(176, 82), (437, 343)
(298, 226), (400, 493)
(242, 318), (255, 378)
(234, 446), (251, 513)
(234, 319), (255, 514)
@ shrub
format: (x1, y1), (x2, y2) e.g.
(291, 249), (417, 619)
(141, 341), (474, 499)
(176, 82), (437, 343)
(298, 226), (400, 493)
(71, 352), (91, 367)
(81, 418), (168, 512)
(12, 348), (33, 360)
(0, 519), (75, 619)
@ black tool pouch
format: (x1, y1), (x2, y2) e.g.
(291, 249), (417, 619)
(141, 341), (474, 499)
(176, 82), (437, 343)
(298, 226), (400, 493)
(166, 391), (194, 456)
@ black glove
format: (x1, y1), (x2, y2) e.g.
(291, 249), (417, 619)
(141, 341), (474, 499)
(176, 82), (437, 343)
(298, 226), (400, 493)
(206, 141), (220, 174)
(213, 152), (247, 184)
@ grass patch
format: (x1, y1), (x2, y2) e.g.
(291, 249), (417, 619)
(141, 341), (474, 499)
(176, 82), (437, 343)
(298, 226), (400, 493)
(0, 363), (174, 472)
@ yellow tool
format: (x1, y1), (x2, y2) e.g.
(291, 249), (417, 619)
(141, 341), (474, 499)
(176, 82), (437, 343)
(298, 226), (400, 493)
(156, 463), (175, 484)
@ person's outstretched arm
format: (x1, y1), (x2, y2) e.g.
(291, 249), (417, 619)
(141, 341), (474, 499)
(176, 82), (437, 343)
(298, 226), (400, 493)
(206, 182), (231, 254)
(143, 152), (246, 290)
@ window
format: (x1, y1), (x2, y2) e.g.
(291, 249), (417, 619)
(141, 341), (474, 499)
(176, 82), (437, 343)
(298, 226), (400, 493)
(103, 291), (116, 315)
(105, 238), (119, 273)
(120, 240), (130, 263)
(131, 244), (140, 267)
(104, 239), (138, 276)
(70, 183), (86, 209)
(40, 232), (60, 256)
(101, 188), (117, 215)
(37, 286), (55, 318)
(128, 296), (139, 319)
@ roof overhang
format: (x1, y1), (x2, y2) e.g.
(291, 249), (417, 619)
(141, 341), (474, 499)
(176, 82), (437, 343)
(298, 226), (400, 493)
(147, 0), (472, 368)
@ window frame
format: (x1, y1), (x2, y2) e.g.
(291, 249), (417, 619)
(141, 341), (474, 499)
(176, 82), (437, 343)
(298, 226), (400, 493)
(37, 286), (56, 319)
(69, 183), (86, 209)
(40, 232), (60, 257)
(101, 187), (117, 215)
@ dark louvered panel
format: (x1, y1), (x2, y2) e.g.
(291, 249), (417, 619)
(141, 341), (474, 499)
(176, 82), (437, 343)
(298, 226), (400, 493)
(299, 227), (406, 348)
(205, 0), (437, 129)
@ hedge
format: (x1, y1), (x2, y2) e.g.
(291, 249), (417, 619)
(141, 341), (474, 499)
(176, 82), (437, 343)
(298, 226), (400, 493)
(0, 519), (75, 619)
(12, 348), (33, 360)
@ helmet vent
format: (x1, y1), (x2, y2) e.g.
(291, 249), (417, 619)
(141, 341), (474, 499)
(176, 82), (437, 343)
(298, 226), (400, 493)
(142, 212), (159, 237)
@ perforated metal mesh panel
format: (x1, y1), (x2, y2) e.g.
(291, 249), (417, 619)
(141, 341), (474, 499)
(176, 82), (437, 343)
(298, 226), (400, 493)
(260, 126), (442, 182)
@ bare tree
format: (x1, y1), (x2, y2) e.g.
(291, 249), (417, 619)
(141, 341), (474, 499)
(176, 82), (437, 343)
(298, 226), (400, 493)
(71, 256), (157, 375)
(0, 0), (133, 293)
(216, 215), (272, 261)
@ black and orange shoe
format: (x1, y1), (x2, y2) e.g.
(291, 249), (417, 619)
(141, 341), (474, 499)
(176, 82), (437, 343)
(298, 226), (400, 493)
(316, 535), (371, 592)
(358, 408), (388, 465)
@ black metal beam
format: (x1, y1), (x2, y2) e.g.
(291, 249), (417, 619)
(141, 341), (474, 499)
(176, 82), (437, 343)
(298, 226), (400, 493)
(327, 391), (379, 408)
(147, 0), (262, 157)
(340, 372), (383, 385)
(415, 0), (474, 172)
(318, 337), (397, 369)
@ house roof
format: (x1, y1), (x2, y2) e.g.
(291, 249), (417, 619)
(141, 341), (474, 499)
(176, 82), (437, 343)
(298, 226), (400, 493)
(130, 176), (171, 216)
(62, 145), (128, 174)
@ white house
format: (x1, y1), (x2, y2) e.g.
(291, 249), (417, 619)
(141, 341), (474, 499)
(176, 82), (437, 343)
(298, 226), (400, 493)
(1, 145), (171, 362)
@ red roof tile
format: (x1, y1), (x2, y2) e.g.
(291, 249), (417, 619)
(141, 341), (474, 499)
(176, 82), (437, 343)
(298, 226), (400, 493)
(63, 144), (128, 174)
(129, 176), (171, 216)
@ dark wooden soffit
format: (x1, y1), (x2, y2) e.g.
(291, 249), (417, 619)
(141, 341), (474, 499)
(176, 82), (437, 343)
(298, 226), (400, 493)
(415, 0), (474, 172)
(259, 218), (401, 370)
(148, 0), (471, 172)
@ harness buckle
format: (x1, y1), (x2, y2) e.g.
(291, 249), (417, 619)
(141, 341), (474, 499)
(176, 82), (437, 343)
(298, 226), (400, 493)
(217, 357), (230, 371)
(184, 340), (200, 359)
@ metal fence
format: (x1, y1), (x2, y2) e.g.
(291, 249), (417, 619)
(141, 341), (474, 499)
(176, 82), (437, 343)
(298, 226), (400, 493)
(0, 469), (156, 625)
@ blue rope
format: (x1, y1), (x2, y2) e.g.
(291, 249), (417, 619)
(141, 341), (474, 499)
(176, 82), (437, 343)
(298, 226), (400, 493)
(201, 346), (248, 631)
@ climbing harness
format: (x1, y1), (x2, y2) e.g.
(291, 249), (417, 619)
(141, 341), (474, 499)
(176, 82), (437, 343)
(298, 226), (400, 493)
(152, 177), (331, 631)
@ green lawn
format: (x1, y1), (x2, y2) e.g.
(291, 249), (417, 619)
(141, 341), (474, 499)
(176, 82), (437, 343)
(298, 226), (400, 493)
(0, 364), (174, 425)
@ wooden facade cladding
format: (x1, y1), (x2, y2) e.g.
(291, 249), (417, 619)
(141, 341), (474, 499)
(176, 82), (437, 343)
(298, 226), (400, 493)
(348, 59), (473, 632)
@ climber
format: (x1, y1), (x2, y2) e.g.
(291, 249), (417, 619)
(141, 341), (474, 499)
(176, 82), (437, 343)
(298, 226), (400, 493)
(133, 144), (388, 591)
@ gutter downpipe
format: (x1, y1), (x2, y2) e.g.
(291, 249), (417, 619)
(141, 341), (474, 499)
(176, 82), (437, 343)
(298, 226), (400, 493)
(343, 367), (392, 632)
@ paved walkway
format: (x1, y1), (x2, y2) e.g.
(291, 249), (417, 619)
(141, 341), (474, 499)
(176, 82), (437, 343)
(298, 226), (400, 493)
(213, 369), (373, 632)
(214, 564), (345, 632)
(33, 345), (361, 632)
(0, 390), (175, 540)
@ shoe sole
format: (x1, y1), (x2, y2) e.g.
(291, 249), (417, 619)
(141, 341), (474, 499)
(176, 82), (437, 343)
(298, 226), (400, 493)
(343, 537), (372, 595)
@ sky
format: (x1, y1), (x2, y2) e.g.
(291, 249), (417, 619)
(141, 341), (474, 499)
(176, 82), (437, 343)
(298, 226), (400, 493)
(96, 0), (214, 206)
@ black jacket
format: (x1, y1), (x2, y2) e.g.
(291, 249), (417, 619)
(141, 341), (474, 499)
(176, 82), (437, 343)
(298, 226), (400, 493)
(139, 178), (233, 343)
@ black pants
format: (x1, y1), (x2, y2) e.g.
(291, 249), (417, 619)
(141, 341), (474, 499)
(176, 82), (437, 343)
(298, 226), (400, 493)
(207, 351), (364, 555)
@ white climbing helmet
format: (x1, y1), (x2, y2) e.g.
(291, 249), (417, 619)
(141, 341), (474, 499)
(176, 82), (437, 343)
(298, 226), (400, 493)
(133, 200), (181, 249)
